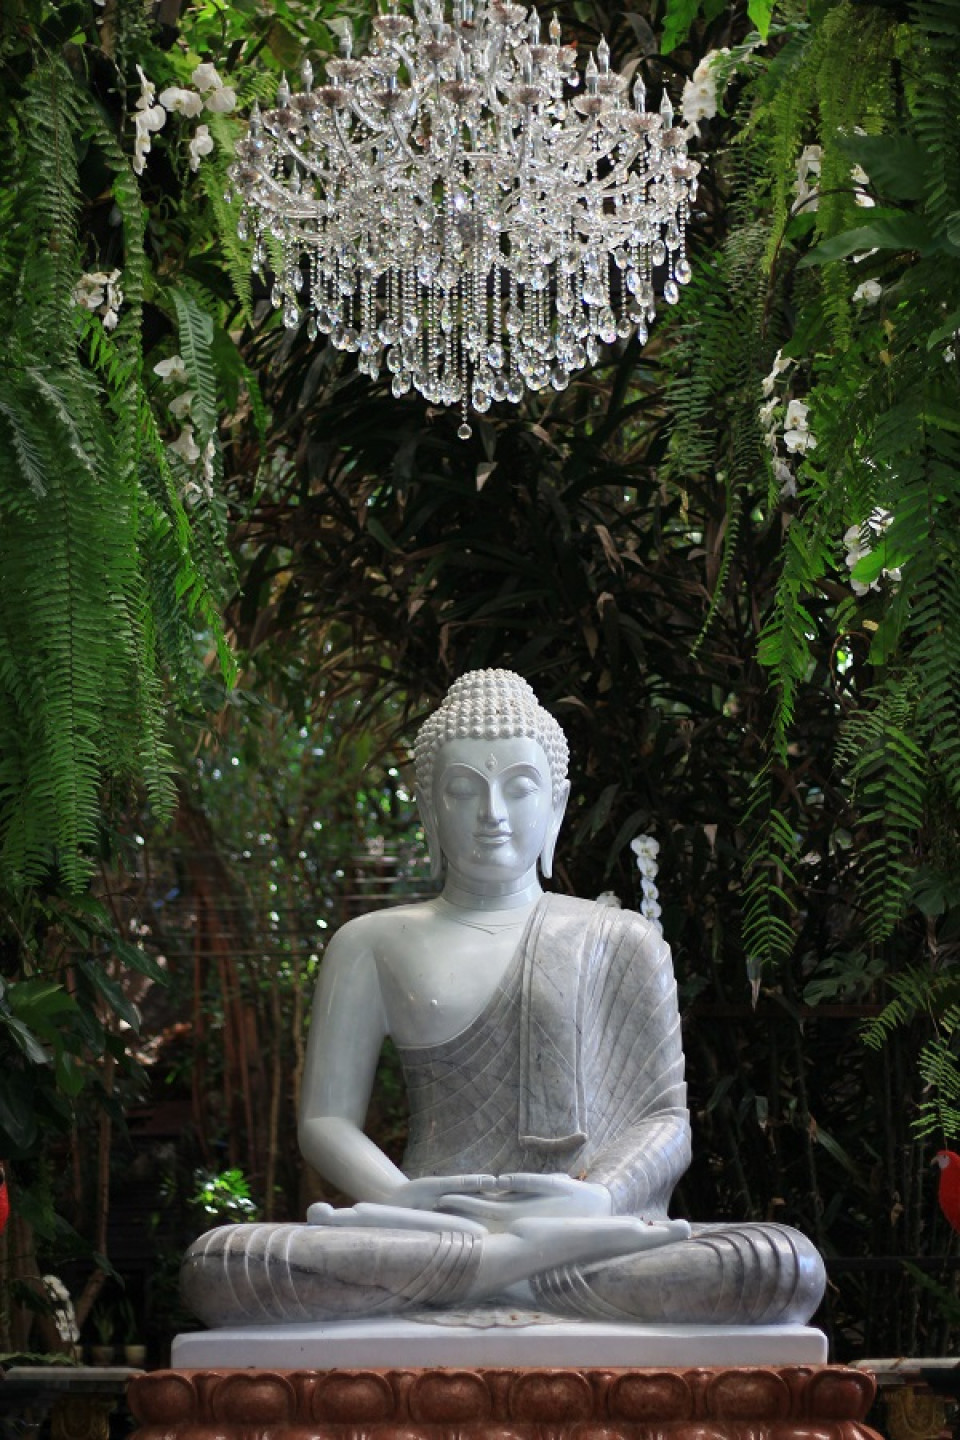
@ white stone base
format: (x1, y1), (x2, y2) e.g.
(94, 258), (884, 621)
(172, 1314), (828, 1370)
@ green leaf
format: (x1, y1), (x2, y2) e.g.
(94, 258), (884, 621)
(77, 959), (142, 1032)
(171, 289), (218, 443)
(1, 1015), (49, 1065)
(112, 937), (168, 984)
(0, 1074), (37, 1152)
(800, 212), (939, 265)
(660, 0), (700, 53)
(7, 978), (77, 1026)
(54, 1049), (86, 1098)
(834, 133), (930, 202)
(746, 0), (775, 40)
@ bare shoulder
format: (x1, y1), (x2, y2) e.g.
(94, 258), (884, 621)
(326, 900), (439, 958)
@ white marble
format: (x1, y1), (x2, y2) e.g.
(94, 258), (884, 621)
(172, 1317), (828, 1369)
(180, 671), (828, 1338)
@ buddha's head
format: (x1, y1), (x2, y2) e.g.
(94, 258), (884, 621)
(413, 670), (571, 885)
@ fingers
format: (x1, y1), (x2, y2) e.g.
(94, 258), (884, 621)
(307, 1202), (361, 1227)
(440, 1194), (506, 1217)
(306, 1202), (336, 1225)
(438, 1173), (498, 1193)
(497, 1172), (578, 1195)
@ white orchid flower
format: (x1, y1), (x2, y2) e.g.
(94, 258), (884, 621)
(159, 86), (204, 118)
(188, 124), (215, 171)
(783, 428), (817, 454)
(169, 426), (201, 464)
(774, 458), (796, 498)
(192, 62), (224, 93)
(853, 279), (882, 303)
(72, 273), (107, 309)
(135, 65), (157, 110)
(169, 391), (194, 419)
(154, 355), (188, 384)
(204, 86), (237, 114)
(784, 399), (810, 431)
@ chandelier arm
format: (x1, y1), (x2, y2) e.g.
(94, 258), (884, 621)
(249, 165), (321, 223)
(385, 108), (427, 166)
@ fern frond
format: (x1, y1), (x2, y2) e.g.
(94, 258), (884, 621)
(172, 288), (218, 443)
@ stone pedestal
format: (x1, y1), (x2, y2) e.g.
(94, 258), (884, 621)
(128, 1364), (881, 1440)
(171, 1319), (828, 1370)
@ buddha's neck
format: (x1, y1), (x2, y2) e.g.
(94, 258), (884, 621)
(439, 875), (543, 913)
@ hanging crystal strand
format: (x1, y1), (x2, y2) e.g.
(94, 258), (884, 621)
(505, 270), (521, 403)
(674, 179), (692, 288)
(402, 259), (417, 385)
(307, 248), (320, 340)
(428, 282), (439, 398)
(330, 252), (343, 346)
(489, 264), (505, 400)
(344, 289), (358, 350)
(457, 278), (471, 436)
(540, 284), (551, 380)
(616, 256), (630, 341)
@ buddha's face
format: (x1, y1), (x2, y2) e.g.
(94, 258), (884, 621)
(430, 736), (565, 888)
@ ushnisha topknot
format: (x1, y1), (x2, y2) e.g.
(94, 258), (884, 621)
(413, 669), (569, 809)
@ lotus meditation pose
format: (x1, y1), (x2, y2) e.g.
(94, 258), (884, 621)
(182, 670), (825, 1328)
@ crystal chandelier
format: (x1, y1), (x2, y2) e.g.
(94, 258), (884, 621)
(228, 1), (700, 437)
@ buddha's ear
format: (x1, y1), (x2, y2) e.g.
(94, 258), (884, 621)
(539, 779), (570, 880)
(416, 788), (445, 881)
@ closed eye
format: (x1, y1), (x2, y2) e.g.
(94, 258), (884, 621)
(505, 777), (540, 798)
(444, 777), (479, 799)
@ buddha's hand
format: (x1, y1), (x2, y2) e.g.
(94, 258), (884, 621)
(307, 1200), (488, 1237)
(387, 1173), (499, 1213)
(439, 1172), (613, 1228)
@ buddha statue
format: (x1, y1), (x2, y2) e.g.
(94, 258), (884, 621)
(181, 670), (825, 1336)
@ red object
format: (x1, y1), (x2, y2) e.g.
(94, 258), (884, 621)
(933, 1149), (960, 1231)
(0, 1163), (8, 1237)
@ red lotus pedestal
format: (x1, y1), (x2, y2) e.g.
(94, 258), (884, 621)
(128, 1365), (881, 1440)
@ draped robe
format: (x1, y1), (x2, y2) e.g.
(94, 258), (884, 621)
(181, 896), (825, 1327)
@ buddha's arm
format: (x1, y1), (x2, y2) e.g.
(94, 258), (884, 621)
(577, 918), (692, 1216)
(298, 921), (408, 1204)
(584, 1110), (692, 1216)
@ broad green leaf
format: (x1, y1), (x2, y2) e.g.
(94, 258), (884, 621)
(800, 212), (938, 265)
(834, 133), (930, 202)
(112, 937), (168, 984)
(0, 1074), (37, 1152)
(54, 1049), (86, 1098)
(660, 0), (700, 53)
(7, 977), (77, 1025)
(77, 959), (142, 1032)
(2, 1015), (49, 1065)
(746, 0), (775, 40)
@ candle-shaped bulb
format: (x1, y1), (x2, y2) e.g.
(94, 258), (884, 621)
(249, 100), (262, 134)
(633, 74), (646, 111)
(585, 52), (598, 93)
(660, 88), (673, 126)
(340, 19), (353, 57)
(301, 58), (313, 91)
(277, 73), (290, 106)
(549, 11), (561, 42)
(596, 35), (610, 73)
(528, 8), (540, 42)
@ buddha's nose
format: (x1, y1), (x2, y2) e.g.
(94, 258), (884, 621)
(479, 783), (508, 825)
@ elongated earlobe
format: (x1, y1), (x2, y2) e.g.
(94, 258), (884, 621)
(540, 779), (570, 879)
(416, 788), (445, 881)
